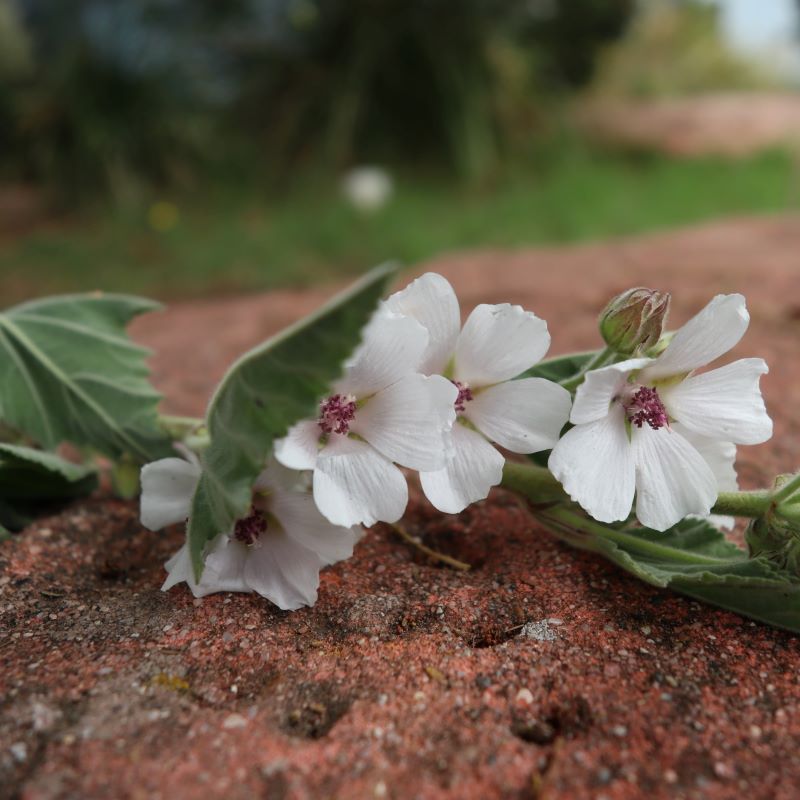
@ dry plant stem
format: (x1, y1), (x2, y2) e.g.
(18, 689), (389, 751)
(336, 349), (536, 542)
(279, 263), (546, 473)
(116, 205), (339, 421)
(388, 522), (471, 571)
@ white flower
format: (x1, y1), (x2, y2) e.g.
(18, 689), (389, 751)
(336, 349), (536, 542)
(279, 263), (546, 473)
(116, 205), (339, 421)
(140, 456), (359, 609)
(548, 294), (772, 531)
(383, 273), (572, 513)
(275, 310), (458, 527)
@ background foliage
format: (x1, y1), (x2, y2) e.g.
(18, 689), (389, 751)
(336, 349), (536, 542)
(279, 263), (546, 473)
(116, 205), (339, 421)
(0, 0), (798, 304)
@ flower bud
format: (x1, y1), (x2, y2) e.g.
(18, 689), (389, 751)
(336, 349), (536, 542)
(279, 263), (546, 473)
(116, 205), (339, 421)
(746, 515), (800, 576)
(746, 474), (800, 577)
(599, 288), (671, 355)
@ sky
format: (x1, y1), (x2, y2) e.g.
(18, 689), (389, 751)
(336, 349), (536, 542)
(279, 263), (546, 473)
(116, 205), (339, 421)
(708, 0), (800, 76)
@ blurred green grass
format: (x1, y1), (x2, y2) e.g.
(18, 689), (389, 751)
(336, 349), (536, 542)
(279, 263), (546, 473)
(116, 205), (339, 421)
(1, 147), (796, 304)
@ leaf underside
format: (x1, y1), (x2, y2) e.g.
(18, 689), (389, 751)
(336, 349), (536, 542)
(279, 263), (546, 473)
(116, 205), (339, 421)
(0, 293), (173, 462)
(0, 443), (98, 530)
(547, 516), (800, 633)
(187, 263), (399, 578)
(521, 350), (597, 383)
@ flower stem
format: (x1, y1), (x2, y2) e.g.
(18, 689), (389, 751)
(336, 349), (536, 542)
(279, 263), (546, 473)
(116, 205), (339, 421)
(771, 472), (800, 506)
(502, 460), (774, 520)
(537, 506), (734, 565)
(560, 347), (615, 392)
(159, 414), (205, 438)
(500, 461), (567, 505)
(388, 523), (471, 571)
(711, 490), (772, 518)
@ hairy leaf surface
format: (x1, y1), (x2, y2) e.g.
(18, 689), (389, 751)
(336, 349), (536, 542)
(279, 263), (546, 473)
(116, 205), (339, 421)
(0, 294), (172, 461)
(187, 263), (398, 576)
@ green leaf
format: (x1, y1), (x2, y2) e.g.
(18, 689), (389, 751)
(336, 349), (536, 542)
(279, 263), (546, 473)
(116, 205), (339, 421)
(0, 443), (98, 530)
(541, 510), (800, 633)
(187, 263), (398, 577)
(520, 350), (597, 383)
(0, 293), (173, 462)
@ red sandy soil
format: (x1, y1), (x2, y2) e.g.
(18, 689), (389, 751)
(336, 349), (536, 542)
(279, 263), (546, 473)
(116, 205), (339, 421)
(2, 214), (800, 800)
(576, 93), (800, 158)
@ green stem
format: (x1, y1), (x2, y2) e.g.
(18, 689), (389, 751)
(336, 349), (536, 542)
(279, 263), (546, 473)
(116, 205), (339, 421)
(159, 414), (205, 437)
(560, 347), (614, 392)
(502, 460), (773, 520)
(712, 490), (772, 518)
(538, 506), (734, 564)
(771, 472), (800, 506)
(500, 461), (567, 504)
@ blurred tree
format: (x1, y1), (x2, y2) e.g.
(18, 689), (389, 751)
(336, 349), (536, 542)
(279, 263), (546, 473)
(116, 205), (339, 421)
(1, 0), (635, 197)
(231, 0), (635, 180)
(588, 0), (774, 99)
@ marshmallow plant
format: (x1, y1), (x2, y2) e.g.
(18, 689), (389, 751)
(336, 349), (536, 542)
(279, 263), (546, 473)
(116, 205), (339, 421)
(140, 455), (359, 608)
(3, 265), (800, 630)
(381, 273), (571, 513)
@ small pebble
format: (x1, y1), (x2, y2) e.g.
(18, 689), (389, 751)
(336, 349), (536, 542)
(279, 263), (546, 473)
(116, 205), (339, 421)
(515, 688), (534, 705)
(222, 713), (248, 730)
(10, 742), (27, 762)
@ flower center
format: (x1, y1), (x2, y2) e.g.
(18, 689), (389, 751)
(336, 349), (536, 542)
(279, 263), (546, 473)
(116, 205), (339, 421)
(624, 386), (669, 431)
(233, 509), (267, 546)
(318, 393), (357, 435)
(452, 380), (474, 413)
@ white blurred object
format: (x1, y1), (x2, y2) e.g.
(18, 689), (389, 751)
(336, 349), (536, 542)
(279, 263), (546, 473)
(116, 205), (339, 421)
(341, 166), (394, 213)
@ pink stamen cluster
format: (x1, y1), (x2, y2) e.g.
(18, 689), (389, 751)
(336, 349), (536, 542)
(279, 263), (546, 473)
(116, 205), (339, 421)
(318, 394), (357, 435)
(452, 380), (474, 413)
(234, 509), (267, 546)
(625, 386), (669, 430)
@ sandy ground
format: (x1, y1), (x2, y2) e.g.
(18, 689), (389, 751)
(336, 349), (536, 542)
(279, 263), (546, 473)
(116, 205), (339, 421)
(2, 214), (800, 799)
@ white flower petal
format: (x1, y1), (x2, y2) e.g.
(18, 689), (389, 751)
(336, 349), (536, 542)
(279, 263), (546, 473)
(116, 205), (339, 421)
(632, 425), (718, 532)
(140, 457), (201, 530)
(244, 530), (322, 610)
(548, 405), (636, 523)
(270, 488), (359, 566)
(351, 374), (457, 471)
(464, 378), (571, 454)
(660, 358), (772, 445)
(274, 420), (321, 470)
(254, 458), (309, 494)
(383, 272), (461, 375)
(643, 294), (749, 380)
(202, 536), (252, 594)
(570, 358), (653, 425)
(420, 423), (505, 514)
(314, 436), (408, 527)
(671, 423), (738, 493)
(336, 311), (429, 397)
(673, 423), (738, 531)
(161, 543), (196, 593)
(163, 535), (251, 598)
(454, 304), (551, 386)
